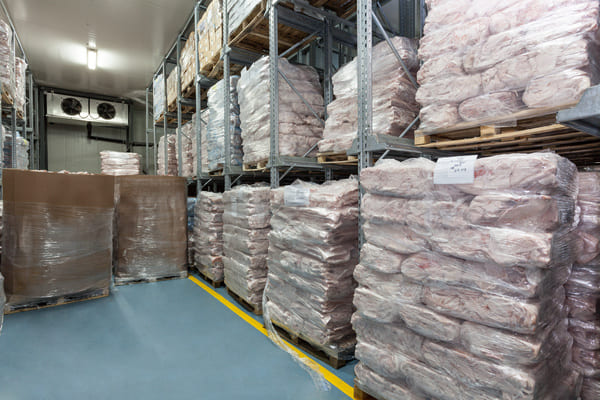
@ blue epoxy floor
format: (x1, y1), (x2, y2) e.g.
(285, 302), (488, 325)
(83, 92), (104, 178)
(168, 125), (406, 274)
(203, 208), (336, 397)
(0, 276), (355, 400)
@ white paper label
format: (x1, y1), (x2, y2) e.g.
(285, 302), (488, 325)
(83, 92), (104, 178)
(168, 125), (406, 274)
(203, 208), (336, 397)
(284, 186), (310, 206)
(433, 155), (478, 185)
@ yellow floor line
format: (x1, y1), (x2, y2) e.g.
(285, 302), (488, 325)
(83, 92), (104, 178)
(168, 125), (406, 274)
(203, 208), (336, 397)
(188, 276), (354, 399)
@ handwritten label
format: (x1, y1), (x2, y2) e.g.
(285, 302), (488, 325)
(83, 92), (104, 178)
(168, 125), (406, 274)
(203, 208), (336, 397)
(433, 155), (478, 184)
(284, 186), (310, 206)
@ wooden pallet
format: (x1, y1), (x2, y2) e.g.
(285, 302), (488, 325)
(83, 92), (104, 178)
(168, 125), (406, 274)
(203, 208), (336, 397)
(270, 319), (353, 369)
(310, 0), (357, 18)
(168, 101), (195, 114)
(415, 109), (600, 165)
(226, 287), (263, 316)
(243, 159), (269, 172)
(2, 89), (12, 106)
(114, 270), (188, 286)
(182, 82), (196, 99)
(317, 152), (358, 165)
(4, 288), (110, 314)
(194, 265), (224, 288)
(353, 384), (381, 400)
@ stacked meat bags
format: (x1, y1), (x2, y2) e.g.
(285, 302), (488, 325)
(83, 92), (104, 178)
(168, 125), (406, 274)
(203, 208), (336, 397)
(206, 77), (243, 172)
(0, 20), (13, 101)
(417, 0), (600, 131)
(223, 184), (270, 311)
(100, 151), (141, 175)
(157, 134), (177, 175)
(354, 153), (581, 399)
(194, 192), (225, 283)
(177, 121), (195, 177)
(237, 57), (324, 165)
(568, 172), (600, 399)
(265, 179), (359, 359)
(319, 37), (419, 153)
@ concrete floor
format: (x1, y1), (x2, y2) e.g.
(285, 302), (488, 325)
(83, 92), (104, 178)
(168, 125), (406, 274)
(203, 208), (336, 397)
(0, 276), (355, 400)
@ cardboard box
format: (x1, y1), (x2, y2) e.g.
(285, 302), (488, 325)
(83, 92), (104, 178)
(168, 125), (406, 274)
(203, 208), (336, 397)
(114, 176), (188, 283)
(1, 170), (115, 308)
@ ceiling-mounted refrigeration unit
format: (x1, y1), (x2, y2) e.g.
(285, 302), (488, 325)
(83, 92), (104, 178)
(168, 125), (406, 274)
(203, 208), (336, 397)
(46, 92), (128, 126)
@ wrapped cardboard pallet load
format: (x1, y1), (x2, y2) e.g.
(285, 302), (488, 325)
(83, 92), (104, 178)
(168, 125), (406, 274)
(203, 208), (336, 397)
(227, 0), (261, 38)
(114, 176), (187, 284)
(157, 134), (178, 176)
(180, 30), (196, 94)
(197, 0), (222, 76)
(1, 170), (114, 312)
(223, 184), (270, 312)
(354, 153), (582, 399)
(166, 66), (178, 110)
(177, 121), (195, 177)
(14, 57), (26, 115)
(0, 20), (13, 102)
(207, 77), (243, 172)
(568, 172), (600, 399)
(319, 37), (419, 153)
(194, 192), (224, 283)
(237, 57), (324, 166)
(152, 73), (165, 123)
(265, 178), (359, 362)
(416, 0), (600, 132)
(100, 151), (141, 176)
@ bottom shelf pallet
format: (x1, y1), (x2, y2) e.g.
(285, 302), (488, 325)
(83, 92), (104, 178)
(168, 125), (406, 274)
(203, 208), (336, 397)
(242, 159), (269, 172)
(114, 270), (188, 286)
(353, 384), (380, 400)
(317, 152), (358, 165)
(4, 287), (110, 314)
(226, 287), (263, 316)
(270, 319), (354, 369)
(194, 266), (224, 288)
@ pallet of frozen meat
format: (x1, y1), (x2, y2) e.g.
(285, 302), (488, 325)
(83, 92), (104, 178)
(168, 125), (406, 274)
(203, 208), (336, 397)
(194, 191), (225, 286)
(353, 152), (582, 400)
(100, 151), (141, 175)
(222, 184), (270, 314)
(265, 178), (359, 368)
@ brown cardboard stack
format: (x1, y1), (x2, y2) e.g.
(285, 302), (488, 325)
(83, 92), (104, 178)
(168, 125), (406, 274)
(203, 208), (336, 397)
(114, 176), (188, 284)
(166, 66), (179, 109)
(197, 0), (222, 76)
(1, 170), (114, 311)
(180, 30), (196, 94)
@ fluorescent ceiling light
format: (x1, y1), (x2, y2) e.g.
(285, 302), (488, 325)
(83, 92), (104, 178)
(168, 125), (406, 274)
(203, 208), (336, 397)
(87, 48), (97, 70)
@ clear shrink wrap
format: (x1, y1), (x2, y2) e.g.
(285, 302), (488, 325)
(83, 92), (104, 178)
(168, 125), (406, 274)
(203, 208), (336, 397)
(186, 197), (195, 265)
(566, 171), (600, 397)
(227, 0), (262, 37)
(207, 77), (243, 171)
(416, 0), (600, 132)
(166, 66), (178, 109)
(237, 57), (324, 164)
(100, 151), (141, 176)
(319, 37), (419, 153)
(1, 170), (114, 311)
(152, 73), (165, 122)
(193, 192), (224, 282)
(114, 176), (187, 283)
(14, 57), (26, 114)
(0, 20), (13, 101)
(157, 134), (178, 176)
(354, 153), (580, 400)
(3, 129), (29, 169)
(179, 30), (196, 92)
(264, 178), (358, 365)
(176, 121), (195, 177)
(222, 184), (270, 309)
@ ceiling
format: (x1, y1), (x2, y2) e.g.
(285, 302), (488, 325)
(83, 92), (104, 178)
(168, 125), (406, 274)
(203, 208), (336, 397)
(4, 0), (196, 101)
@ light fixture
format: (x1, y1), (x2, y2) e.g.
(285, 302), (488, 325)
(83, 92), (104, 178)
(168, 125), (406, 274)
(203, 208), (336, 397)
(87, 47), (97, 70)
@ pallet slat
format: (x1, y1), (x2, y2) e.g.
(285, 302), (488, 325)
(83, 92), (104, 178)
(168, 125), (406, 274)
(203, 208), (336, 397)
(194, 266), (224, 288)
(226, 287), (262, 315)
(4, 288), (110, 314)
(353, 385), (381, 400)
(114, 271), (188, 286)
(317, 152), (358, 165)
(243, 159), (269, 172)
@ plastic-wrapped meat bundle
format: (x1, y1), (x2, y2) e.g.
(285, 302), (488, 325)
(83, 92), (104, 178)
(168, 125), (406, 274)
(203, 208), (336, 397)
(193, 192), (224, 282)
(3, 129), (29, 169)
(223, 184), (270, 310)
(237, 57), (324, 164)
(193, 109), (209, 175)
(14, 57), (26, 115)
(0, 20), (13, 101)
(177, 121), (194, 177)
(265, 178), (358, 360)
(153, 73), (165, 122)
(206, 77), (243, 172)
(318, 37), (419, 153)
(100, 151), (141, 176)
(166, 66), (178, 109)
(157, 134), (177, 176)
(416, 0), (600, 132)
(566, 171), (600, 398)
(353, 153), (580, 400)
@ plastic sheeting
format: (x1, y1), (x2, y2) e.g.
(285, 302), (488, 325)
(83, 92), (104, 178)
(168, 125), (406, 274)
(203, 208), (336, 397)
(207, 77), (243, 171)
(416, 0), (600, 132)
(227, 0), (261, 36)
(194, 192), (224, 282)
(319, 37), (419, 153)
(354, 153), (581, 400)
(14, 57), (26, 115)
(237, 57), (324, 164)
(100, 151), (141, 176)
(177, 121), (195, 177)
(0, 20), (13, 100)
(152, 73), (165, 122)
(3, 128), (28, 169)
(223, 184), (270, 309)
(157, 134), (177, 176)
